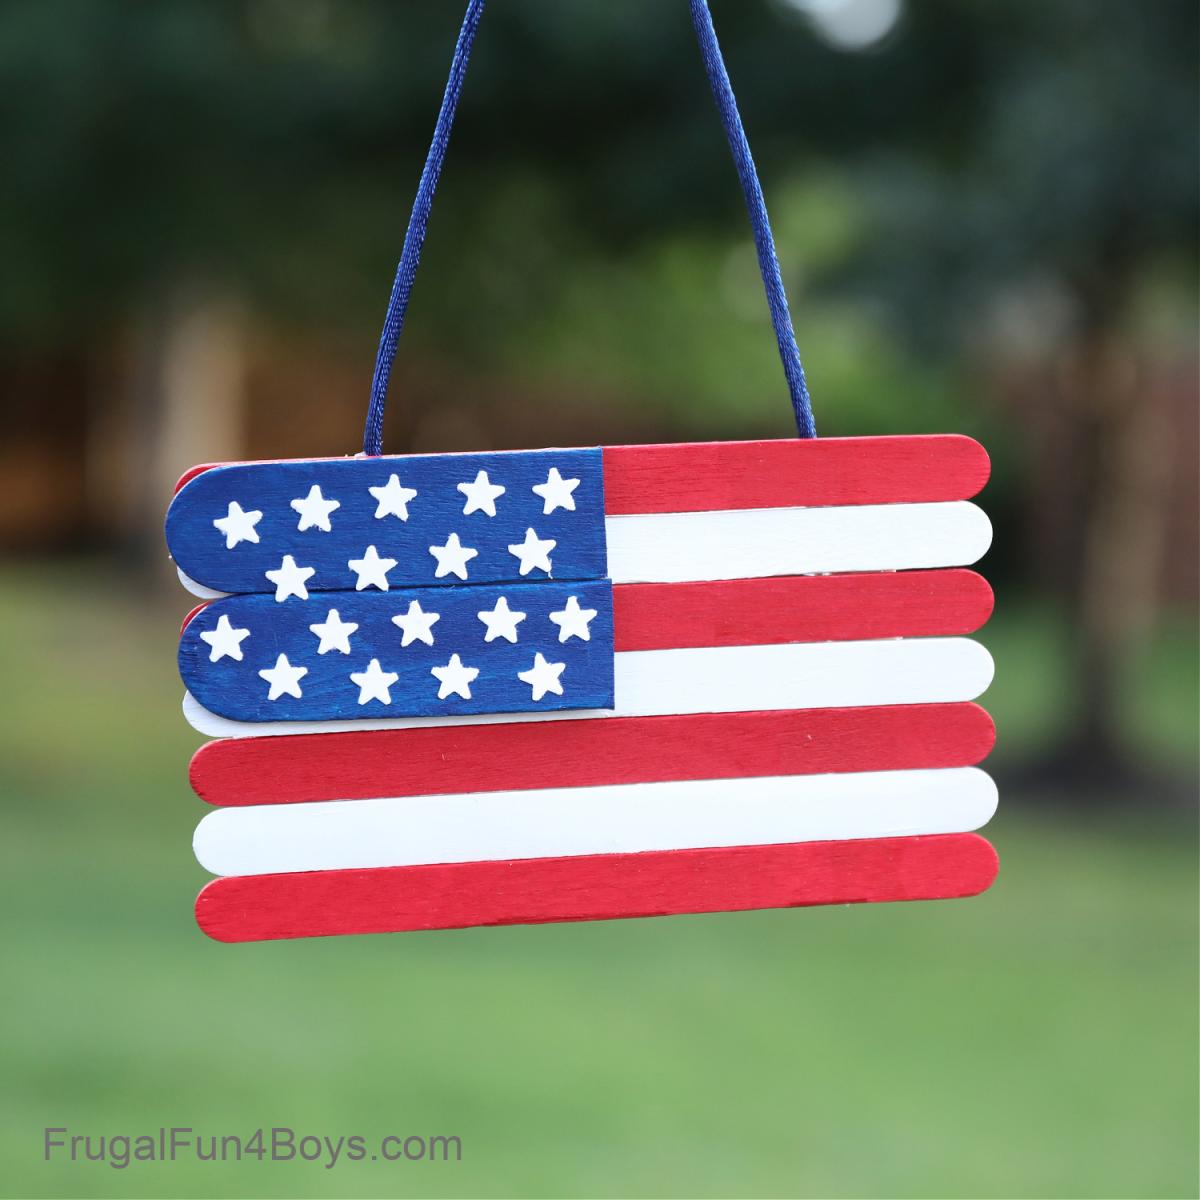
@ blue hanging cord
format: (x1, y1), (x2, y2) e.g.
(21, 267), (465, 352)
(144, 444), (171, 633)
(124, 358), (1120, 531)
(689, 0), (815, 439)
(362, 0), (485, 458)
(362, 0), (815, 456)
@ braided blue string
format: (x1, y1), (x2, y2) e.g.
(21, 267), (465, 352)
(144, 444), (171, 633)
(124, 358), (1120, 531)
(362, 0), (485, 458)
(689, 0), (815, 439)
(363, 0), (815, 455)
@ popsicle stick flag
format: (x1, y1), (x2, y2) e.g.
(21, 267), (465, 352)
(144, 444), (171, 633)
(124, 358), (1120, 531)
(166, 435), (1000, 941)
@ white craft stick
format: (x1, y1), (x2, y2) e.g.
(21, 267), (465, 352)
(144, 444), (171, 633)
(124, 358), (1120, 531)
(194, 766), (998, 877)
(603, 501), (991, 582)
(183, 637), (995, 738)
(174, 502), (991, 598)
(177, 567), (229, 600)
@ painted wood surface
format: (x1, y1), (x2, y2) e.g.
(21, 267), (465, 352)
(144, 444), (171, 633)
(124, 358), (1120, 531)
(601, 435), (990, 513)
(611, 569), (992, 649)
(171, 434), (1000, 940)
(190, 702), (996, 806)
(194, 766), (997, 876)
(167, 448), (607, 595)
(604, 501), (990, 584)
(172, 500), (993, 599)
(181, 602), (208, 633)
(167, 438), (992, 596)
(175, 434), (991, 508)
(179, 580), (615, 722)
(179, 569), (994, 645)
(178, 568), (227, 600)
(194, 832), (1000, 941)
(183, 636), (995, 738)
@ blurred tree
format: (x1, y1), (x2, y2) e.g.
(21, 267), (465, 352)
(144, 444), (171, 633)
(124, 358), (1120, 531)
(835, 0), (1199, 787)
(0, 0), (1195, 781)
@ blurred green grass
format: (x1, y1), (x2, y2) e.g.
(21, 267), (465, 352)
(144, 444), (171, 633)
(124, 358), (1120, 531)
(0, 564), (1196, 1200)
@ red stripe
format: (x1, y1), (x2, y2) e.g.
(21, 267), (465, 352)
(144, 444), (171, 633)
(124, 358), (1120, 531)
(175, 463), (219, 492)
(180, 602), (208, 634)
(612, 569), (991, 650)
(175, 435), (990, 508)
(195, 833), (999, 941)
(174, 456), (321, 493)
(602, 435), (989, 513)
(190, 703), (995, 806)
(178, 569), (990, 648)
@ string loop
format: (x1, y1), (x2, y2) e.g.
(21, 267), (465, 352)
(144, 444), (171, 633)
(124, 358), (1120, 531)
(363, 0), (815, 456)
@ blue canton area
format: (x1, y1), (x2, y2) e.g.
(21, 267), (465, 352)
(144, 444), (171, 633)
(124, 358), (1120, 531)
(165, 448), (607, 595)
(179, 580), (615, 722)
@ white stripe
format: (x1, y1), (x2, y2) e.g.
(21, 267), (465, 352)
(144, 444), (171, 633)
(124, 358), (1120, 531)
(603, 501), (991, 582)
(177, 567), (228, 600)
(176, 502), (992, 598)
(194, 767), (998, 876)
(183, 636), (994, 738)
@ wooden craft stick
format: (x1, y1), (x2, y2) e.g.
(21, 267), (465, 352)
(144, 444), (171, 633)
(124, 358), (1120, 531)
(193, 767), (998, 876)
(190, 702), (996, 806)
(182, 636), (995, 737)
(194, 833), (1001, 941)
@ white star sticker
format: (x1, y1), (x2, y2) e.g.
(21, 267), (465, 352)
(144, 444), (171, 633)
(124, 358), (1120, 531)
(258, 653), (308, 701)
(457, 469), (506, 517)
(518, 652), (566, 701)
(477, 595), (527, 643)
(350, 658), (399, 705)
(369, 473), (418, 520)
(429, 532), (478, 580)
(290, 484), (340, 532)
(391, 599), (440, 647)
(212, 501), (262, 549)
(309, 608), (358, 655)
(508, 527), (556, 576)
(532, 467), (580, 515)
(198, 613), (250, 662)
(548, 595), (598, 642)
(431, 653), (480, 701)
(348, 544), (397, 591)
(265, 554), (315, 601)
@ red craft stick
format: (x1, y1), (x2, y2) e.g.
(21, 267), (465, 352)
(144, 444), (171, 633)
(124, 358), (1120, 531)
(175, 434), (990, 509)
(179, 568), (992, 644)
(601, 434), (989, 513)
(195, 833), (1000, 941)
(611, 569), (992, 650)
(190, 702), (995, 807)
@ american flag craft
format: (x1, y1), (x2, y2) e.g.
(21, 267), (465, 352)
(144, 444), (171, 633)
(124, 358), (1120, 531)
(167, 434), (999, 942)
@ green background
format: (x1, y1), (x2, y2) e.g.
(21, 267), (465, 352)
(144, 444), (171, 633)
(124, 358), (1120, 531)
(1, 1), (1197, 1196)
(2, 569), (1195, 1198)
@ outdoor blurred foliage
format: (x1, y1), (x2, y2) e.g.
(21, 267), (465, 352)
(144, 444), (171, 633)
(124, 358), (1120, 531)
(2, 0), (1195, 793)
(0, 4), (1197, 1198)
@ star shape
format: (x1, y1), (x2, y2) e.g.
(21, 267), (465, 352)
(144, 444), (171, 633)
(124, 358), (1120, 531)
(532, 467), (580, 515)
(457, 469), (506, 517)
(431, 653), (480, 701)
(549, 595), (598, 642)
(391, 599), (440, 647)
(518, 652), (566, 701)
(309, 608), (358, 655)
(212, 501), (262, 549)
(265, 554), (315, 601)
(429, 532), (478, 580)
(350, 658), (399, 705)
(508, 527), (556, 576)
(290, 484), (340, 532)
(198, 613), (250, 662)
(369, 473), (418, 520)
(477, 595), (526, 643)
(258, 653), (308, 701)
(348, 544), (397, 591)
